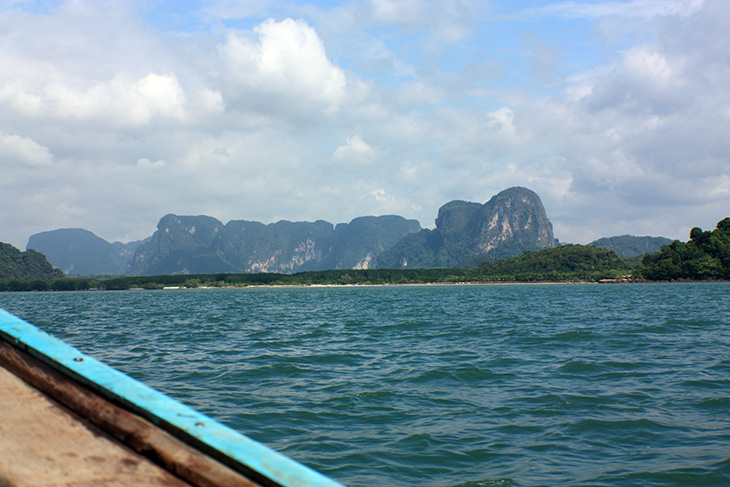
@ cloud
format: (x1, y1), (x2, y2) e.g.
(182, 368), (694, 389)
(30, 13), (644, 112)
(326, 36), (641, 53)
(0, 0), (727, 252)
(0, 133), (54, 167)
(585, 46), (688, 116)
(521, 0), (705, 20)
(365, 0), (473, 41)
(0, 73), (187, 129)
(333, 135), (376, 166)
(50, 73), (187, 127)
(136, 158), (166, 169)
(217, 17), (347, 120)
(524, 3), (729, 240)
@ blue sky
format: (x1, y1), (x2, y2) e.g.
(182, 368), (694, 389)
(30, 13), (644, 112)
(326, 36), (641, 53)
(1, 0), (728, 249)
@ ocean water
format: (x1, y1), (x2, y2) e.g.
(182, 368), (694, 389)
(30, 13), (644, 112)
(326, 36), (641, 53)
(1, 283), (728, 487)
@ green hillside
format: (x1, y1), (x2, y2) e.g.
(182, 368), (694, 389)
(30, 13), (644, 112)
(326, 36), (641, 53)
(640, 218), (730, 280)
(589, 235), (672, 258)
(473, 244), (630, 282)
(0, 243), (65, 281)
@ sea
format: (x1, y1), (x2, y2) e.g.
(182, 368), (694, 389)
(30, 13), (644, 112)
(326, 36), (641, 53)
(1, 282), (728, 487)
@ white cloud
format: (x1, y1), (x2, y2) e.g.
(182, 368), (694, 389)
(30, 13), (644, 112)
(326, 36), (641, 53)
(486, 107), (518, 140)
(586, 46), (689, 116)
(217, 18), (347, 119)
(43, 73), (187, 127)
(370, 188), (393, 202)
(0, 133), (54, 166)
(333, 135), (376, 166)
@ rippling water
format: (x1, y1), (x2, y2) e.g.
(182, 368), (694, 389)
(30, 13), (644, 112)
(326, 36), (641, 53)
(1, 283), (729, 486)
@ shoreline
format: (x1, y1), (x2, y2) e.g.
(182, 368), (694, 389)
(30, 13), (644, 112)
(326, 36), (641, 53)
(2, 278), (726, 294)
(154, 279), (684, 290)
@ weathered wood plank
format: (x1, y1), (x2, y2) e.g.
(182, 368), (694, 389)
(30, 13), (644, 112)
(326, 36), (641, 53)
(0, 363), (192, 487)
(0, 341), (262, 487)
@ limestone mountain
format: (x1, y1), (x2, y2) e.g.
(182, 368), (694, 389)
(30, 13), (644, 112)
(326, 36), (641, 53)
(376, 187), (557, 268)
(0, 242), (64, 280)
(127, 214), (422, 275)
(24, 187), (559, 275)
(27, 228), (145, 275)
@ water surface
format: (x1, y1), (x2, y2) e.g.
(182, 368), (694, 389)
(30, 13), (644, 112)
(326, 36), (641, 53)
(1, 283), (728, 486)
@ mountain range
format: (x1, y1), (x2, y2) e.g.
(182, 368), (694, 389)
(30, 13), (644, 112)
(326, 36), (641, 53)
(127, 213), (421, 275)
(22, 187), (671, 276)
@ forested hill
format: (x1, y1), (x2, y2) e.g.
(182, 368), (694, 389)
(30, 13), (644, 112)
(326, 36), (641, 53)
(474, 244), (628, 282)
(589, 235), (672, 258)
(0, 243), (64, 281)
(641, 218), (730, 280)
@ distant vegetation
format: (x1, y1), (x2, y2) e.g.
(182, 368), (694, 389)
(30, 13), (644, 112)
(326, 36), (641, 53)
(473, 244), (631, 282)
(588, 235), (673, 258)
(0, 243), (64, 281)
(640, 218), (730, 280)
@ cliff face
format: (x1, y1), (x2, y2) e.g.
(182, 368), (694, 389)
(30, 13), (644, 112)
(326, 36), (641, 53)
(127, 215), (232, 275)
(127, 214), (421, 275)
(470, 187), (557, 257)
(376, 187), (558, 268)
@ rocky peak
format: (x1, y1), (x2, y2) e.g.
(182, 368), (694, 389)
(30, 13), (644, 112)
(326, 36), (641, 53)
(435, 201), (482, 236)
(471, 187), (556, 254)
(376, 187), (557, 268)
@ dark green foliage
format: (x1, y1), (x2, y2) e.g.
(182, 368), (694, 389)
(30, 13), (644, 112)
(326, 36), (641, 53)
(589, 235), (673, 258)
(640, 218), (730, 280)
(0, 243), (64, 281)
(474, 244), (631, 282)
(49, 278), (97, 291)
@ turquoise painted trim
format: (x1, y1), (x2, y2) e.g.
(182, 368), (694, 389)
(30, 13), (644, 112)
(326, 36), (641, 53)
(0, 308), (346, 487)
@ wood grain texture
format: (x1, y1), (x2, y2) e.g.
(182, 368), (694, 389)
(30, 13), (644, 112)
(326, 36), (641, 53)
(0, 341), (262, 487)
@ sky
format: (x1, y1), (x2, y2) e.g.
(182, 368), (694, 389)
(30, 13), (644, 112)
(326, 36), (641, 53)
(1, 0), (728, 250)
